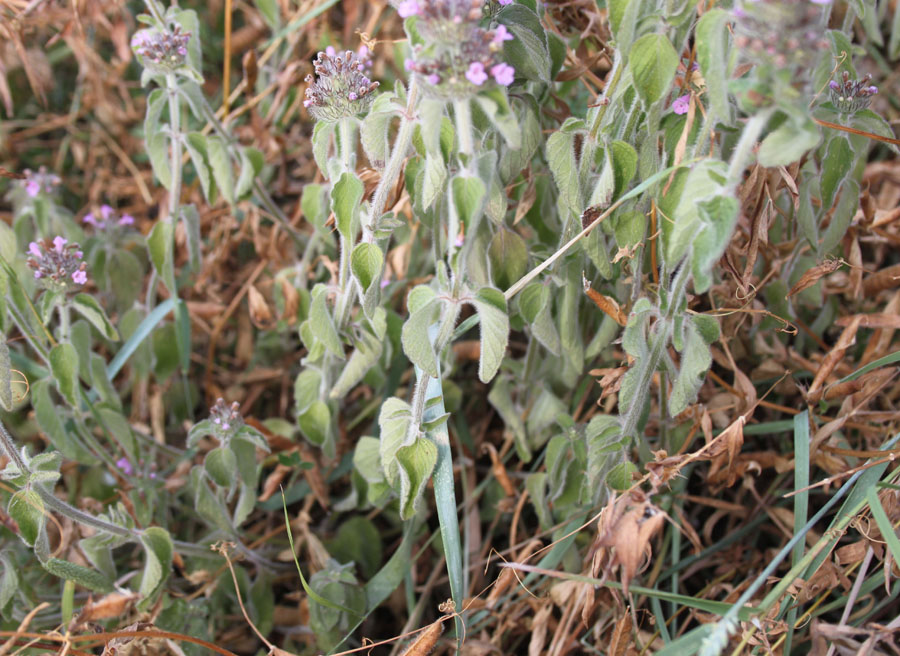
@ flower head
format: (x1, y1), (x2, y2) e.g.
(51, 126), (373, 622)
(209, 398), (244, 442)
(304, 48), (380, 122)
(492, 24), (514, 45)
(83, 204), (137, 230)
(828, 71), (878, 113)
(671, 94), (690, 115)
(466, 61), (488, 85)
(490, 62), (515, 86)
(402, 0), (485, 44)
(26, 237), (88, 291)
(132, 23), (192, 72)
(13, 167), (61, 201)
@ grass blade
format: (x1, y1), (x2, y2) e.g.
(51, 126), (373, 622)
(106, 297), (176, 380)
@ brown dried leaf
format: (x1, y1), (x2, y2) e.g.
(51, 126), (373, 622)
(584, 280), (627, 326)
(248, 285), (275, 329)
(76, 591), (140, 622)
(400, 619), (443, 656)
(786, 259), (842, 298)
(806, 316), (861, 404)
(528, 605), (554, 656)
(608, 612), (632, 656)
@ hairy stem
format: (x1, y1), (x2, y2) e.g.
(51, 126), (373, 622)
(453, 98), (475, 161)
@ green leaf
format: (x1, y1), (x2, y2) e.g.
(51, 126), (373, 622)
(332, 172), (364, 240)
(395, 437), (438, 519)
(819, 179), (859, 256)
(309, 286), (344, 358)
(610, 140), (638, 197)
(361, 93), (399, 169)
(669, 322), (712, 416)
(298, 400), (331, 447)
(758, 115), (821, 167)
(695, 9), (731, 121)
(8, 490), (44, 546)
(629, 34), (679, 107)
(0, 554), (18, 612)
(518, 282), (549, 324)
(205, 446), (238, 488)
(139, 527), (173, 600)
(378, 397), (413, 484)
(488, 228), (528, 290)
(470, 287), (509, 383)
(235, 147), (264, 200)
(207, 136), (234, 204)
(475, 89), (522, 150)
(690, 194), (740, 294)
(546, 129), (580, 217)
(401, 297), (440, 379)
(330, 328), (383, 399)
(33, 381), (96, 463)
(667, 159), (728, 265)
(0, 341), (13, 412)
(422, 153), (447, 211)
(301, 183), (329, 233)
(497, 4), (551, 83)
(451, 174), (486, 230)
(184, 133), (213, 201)
(144, 88), (167, 140)
(311, 121), (335, 176)
(147, 220), (176, 293)
(50, 342), (79, 406)
(350, 243), (383, 294)
(608, 461), (638, 490)
(607, 0), (640, 55)
(43, 558), (112, 593)
(71, 294), (119, 341)
(294, 368), (322, 416)
(820, 136), (852, 210)
(147, 133), (171, 189)
(488, 378), (530, 461)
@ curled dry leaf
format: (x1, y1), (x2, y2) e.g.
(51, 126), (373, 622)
(786, 259), (842, 298)
(400, 618), (443, 656)
(806, 316), (861, 404)
(528, 604), (554, 656)
(247, 285), (275, 329)
(584, 277), (628, 326)
(76, 591), (140, 623)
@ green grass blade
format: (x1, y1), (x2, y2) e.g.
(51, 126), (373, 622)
(783, 411), (810, 653)
(420, 366), (465, 649)
(106, 297), (176, 380)
(835, 348), (900, 385)
(280, 490), (362, 617)
(867, 486), (900, 565)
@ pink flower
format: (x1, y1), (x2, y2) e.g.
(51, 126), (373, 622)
(672, 94), (690, 115)
(492, 25), (514, 44)
(404, 58), (416, 71)
(426, 73), (440, 85)
(100, 204), (114, 220)
(325, 46), (336, 57)
(491, 63), (515, 86)
(53, 236), (68, 253)
(498, 0), (513, 5)
(466, 62), (488, 86)
(397, 0), (420, 17)
(83, 212), (97, 226)
(116, 457), (134, 476)
(119, 214), (135, 226)
(72, 270), (87, 285)
(28, 242), (42, 258)
(25, 180), (41, 197)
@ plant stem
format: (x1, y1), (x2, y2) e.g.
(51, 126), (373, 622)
(338, 118), (355, 173)
(364, 80), (419, 242)
(453, 98), (475, 162)
(166, 73), (183, 226)
(57, 303), (70, 342)
(588, 51), (623, 140)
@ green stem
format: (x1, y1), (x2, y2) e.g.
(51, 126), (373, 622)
(453, 98), (475, 161)
(166, 73), (183, 226)
(588, 51), (623, 140)
(57, 303), (70, 342)
(338, 118), (355, 173)
(364, 81), (418, 242)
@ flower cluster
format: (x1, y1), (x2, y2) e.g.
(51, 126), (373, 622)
(404, 23), (515, 99)
(829, 72), (878, 114)
(209, 398), (244, 442)
(733, 0), (830, 71)
(26, 237), (88, 289)
(131, 24), (191, 71)
(83, 204), (135, 230)
(18, 167), (61, 199)
(303, 47), (380, 122)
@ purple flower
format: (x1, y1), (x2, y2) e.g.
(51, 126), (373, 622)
(34, 271), (42, 279)
(100, 204), (114, 220)
(83, 212), (97, 226)
(72, 270), (87, 285)
(116, 457), (134, 476)
(426, 73), (440, 85)
(53, 236), (68, 253)
(349, 92), (358, 101)
(829, 80), (839, 90)
(672, 94), (690, 115)
(498, 0), (513, 5)
(397, 0), (420, 17)
(491, 63), (515, 86)
(25, 180), (41, 197)
(404, 58), (416, 71)
(380, 278), (391, 289)
(868, 86), (878, 94)
(466, 62), (488, 85)
(325, 46), (336, 57)
(492, 25), (514, 44)
(119, 214), (135, 226)
(28, 242), (42, 258)
(809, 0), (830, 4)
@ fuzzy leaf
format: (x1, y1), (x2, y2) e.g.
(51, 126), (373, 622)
(395, 437), (438, 519)
(332, 172), (364, 240)
(139, 527), (173, 600)
(630, 34), (678, 106)
(50, 342), (79, 407)
(71, 294), (119, 341)
(470, 287), (509, 383)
